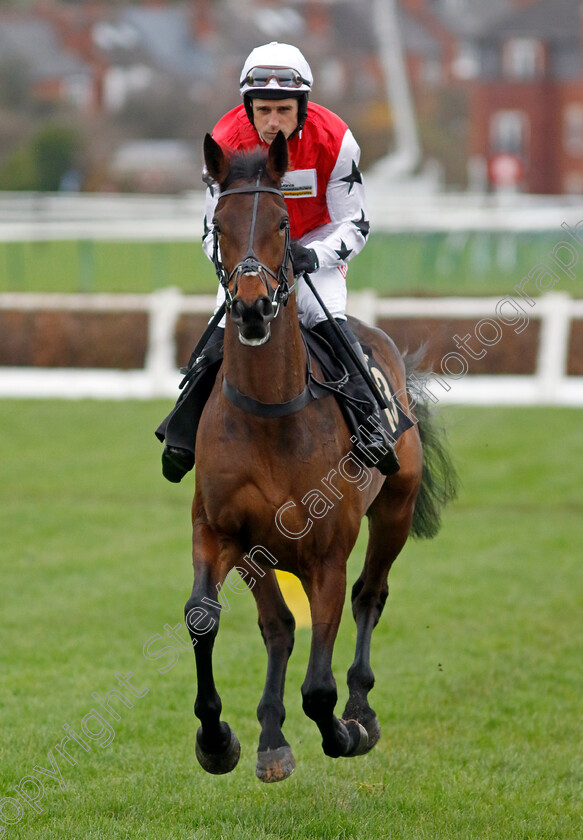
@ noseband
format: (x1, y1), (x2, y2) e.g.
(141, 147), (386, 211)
(211, 172), (294, 317)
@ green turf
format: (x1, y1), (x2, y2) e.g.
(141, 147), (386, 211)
(1, 402), (582, 839)
(1, 230), (580, 297)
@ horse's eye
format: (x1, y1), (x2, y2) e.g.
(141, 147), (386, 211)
(279, 218), (289, 231)
(213, 222), (221, 235)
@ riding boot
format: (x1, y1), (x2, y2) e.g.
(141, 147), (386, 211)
(161, 326), (225, 483)
(312, 319), (400, 475)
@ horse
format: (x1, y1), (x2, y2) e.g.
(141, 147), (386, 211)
(183, 130), (457, 783)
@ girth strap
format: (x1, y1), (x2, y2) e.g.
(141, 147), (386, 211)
(222, 376), (332, 419)
(220, 332), (346, 419)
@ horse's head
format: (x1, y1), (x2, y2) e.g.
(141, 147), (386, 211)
(204, 131), (292, 347)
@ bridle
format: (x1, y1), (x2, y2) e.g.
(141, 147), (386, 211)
(211, 171), (294, 318)
(209, 171), (340, 418)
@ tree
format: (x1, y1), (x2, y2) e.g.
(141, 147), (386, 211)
(33, 124), (80, 191)
(0, 58), (30, 110)
(0, 123), (81, 191)
(0, 145), (36, 190)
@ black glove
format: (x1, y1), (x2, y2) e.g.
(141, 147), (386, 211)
(290, 242), (319, 276)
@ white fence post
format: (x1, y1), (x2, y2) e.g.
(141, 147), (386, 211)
(535, 292), (572, 404)
(145, 287), (183, 396)
(347, 290), (379, 325)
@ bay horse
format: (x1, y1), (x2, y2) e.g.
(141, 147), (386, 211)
(184, 131), (457, 782)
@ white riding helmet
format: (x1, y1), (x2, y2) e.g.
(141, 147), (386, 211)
(240, 42), (313, 135)
(239, 42), (313, 97)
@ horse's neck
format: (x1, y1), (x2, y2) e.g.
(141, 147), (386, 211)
(222, 298), (306, 405)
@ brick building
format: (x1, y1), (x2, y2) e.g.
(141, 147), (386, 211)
(464, 0), (583, 193)
(2, 0), (579, 194)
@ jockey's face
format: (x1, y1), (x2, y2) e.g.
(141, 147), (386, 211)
(252, 98), (299, 144)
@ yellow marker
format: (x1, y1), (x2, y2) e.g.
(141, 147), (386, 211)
(275, 571), (311, 628)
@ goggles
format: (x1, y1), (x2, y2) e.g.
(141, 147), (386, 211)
(241, 66), (309, 89)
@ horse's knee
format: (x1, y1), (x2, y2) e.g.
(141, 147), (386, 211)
(280, 608), (296, 640)
(184, 595), (219, 643)
(351, 580), (388, 623)
(258, 610), (295, 654)
(351, 576), (365, 603)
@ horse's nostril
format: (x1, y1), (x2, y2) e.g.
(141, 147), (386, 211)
(231, 296), (274, 325)
(255, 296), (274, 320)
(231, 299), (246, 324)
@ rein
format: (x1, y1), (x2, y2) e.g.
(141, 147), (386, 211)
(211, 173), (294, 317)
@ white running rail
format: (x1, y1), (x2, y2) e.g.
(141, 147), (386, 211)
(0, 289), (581, 405)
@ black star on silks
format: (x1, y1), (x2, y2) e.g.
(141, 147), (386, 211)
(340, 160), (363, 193)
(335, 240), (353, 261)
(352, 210), (370, 239)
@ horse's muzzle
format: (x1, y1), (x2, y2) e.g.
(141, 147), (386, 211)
(230, 294), (274, 346)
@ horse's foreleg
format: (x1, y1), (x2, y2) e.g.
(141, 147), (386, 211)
(301, 566), (367, 759)
(184, 520), (240, 775)
(251, 571), (296, 783)
(343, 479), (419, 752)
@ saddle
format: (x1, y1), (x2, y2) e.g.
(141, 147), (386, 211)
(302, 327), (413, 446)
(155, 327), (413, 461)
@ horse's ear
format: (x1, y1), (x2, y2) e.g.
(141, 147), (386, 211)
(203, 133), (229, 185)
(266, 131), (289, 182)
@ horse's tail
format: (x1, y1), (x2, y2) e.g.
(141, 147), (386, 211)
(403, 348), (459, 540)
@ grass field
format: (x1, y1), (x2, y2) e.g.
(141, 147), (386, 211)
(1, 401), (582, 839)
(1, 230), (580, 297)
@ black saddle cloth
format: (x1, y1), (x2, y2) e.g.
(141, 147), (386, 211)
(302, 327), (414, 445)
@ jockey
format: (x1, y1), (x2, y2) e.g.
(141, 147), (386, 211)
(159, 41), (399, 480)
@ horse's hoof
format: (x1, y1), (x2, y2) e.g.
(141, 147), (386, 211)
(341, 719), (369, 757)
(195, 724), (241, 775)
(255, 745), (296, 783)
(363, 714), (381, 751)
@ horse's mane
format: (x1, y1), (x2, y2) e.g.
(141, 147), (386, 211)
(221, 148), (274, 189)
